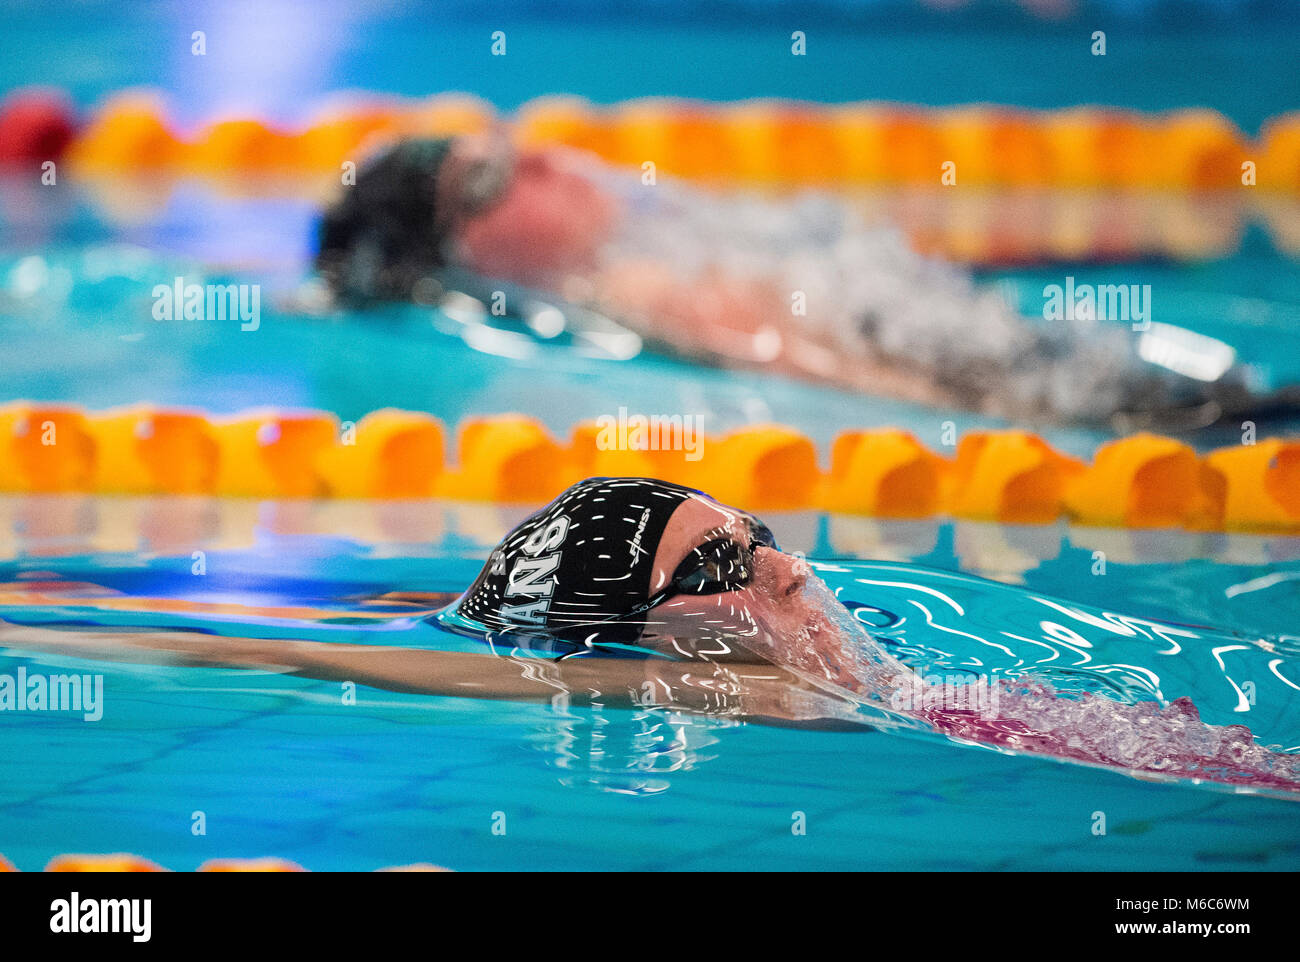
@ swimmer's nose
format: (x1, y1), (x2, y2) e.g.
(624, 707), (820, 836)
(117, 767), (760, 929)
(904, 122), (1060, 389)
(756, 546), (806, 598)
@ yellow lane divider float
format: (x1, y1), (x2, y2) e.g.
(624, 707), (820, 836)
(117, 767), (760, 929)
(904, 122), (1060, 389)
(12, 90), (1288, 264)
(57, 91), (1300, 194)
(0, 403), (1297, 533)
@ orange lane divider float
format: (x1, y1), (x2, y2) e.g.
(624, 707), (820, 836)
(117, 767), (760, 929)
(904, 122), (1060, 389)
(702, 424), (820, 511)
(823, 428), (948, 519)
(89, 406), (220, 495)
(195, 858), (307, 872)
(45, 854), (167, 871)
(567, 419), (693, 484)
(947, 431), (1087, 525)
(0, 403), (1298, 533)
(1200, 438), (1300, 532)
(0, 403), (96, 492)
(514, 98), (1264, 192)
(63, 91), (495, 176)
(12, 88), (1295, 266)
(1062, 433), (1207, 529)
(436, 414), (571, 504)
(2, 853), (450, 871)
(1260, 113), (1300, 194)
(8, 84), (1290, 195)
(211, 409), (339, 498)
(317, 408), (446, 499)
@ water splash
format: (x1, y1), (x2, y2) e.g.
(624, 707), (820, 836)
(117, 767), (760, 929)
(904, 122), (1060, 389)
(811, 560), (1300, 798)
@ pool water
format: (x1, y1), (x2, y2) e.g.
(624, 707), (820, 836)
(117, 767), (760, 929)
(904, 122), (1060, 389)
(3, 174), (1300, 874)
(4, 1), (1300, 135)
(2, 0), (1300, 873)
(1, 497), (1298, 871)
(5, 202), (1300, 458)
(4, 5), (1300, 454)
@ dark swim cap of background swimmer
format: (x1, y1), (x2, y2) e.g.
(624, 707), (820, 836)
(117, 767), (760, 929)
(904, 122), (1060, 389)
(315, 137), (455, 302)
(455, 478), (703, 647)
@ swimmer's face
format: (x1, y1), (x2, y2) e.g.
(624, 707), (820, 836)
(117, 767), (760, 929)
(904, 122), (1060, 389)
(451, 137), (616, 283)
(640, 496), (874, 692)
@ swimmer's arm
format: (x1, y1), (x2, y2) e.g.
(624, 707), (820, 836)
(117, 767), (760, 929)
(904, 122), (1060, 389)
(0, 621), (856, 724)
(0, 621), (573, 700)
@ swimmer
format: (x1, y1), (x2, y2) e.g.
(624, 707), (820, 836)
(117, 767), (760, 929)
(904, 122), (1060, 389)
(313, 133), (1295, 429)
(3, 477), (1299, 794)
(0, 478), (905, 726)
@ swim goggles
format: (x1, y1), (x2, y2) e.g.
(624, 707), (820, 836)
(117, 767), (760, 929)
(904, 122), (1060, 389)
(624, 517), (780, 620)
(551, 516), (780, 653)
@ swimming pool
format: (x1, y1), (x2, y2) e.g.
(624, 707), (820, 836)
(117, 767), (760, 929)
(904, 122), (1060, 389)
(4, 144), (1300, 871)
(2, 494), (1299, 871)
(3, 0), (1300, 875)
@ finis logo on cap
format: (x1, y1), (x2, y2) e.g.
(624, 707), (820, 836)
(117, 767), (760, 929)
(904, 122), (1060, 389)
(627, 506), (652, 564)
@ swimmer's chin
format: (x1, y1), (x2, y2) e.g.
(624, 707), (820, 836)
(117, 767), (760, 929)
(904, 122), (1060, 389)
(647, 574), (914, 703)
(786, 609), (913, 701)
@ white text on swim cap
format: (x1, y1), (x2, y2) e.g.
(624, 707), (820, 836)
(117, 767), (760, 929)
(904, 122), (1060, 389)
(501, 515), (571, 625)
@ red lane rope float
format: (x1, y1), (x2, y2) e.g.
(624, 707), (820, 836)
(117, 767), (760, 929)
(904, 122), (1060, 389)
(0, 403), (1297, 532)
(0, 89), (76, 169)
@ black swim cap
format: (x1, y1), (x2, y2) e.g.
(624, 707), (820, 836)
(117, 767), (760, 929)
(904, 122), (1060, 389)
(455, 478), (701, 647)
(315, 137), (456, 302)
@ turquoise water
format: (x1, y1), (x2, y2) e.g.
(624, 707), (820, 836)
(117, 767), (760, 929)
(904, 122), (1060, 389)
(2, 169), (1300, 870)
(0, 234), (1116, 456)
(5, 229), (1300, 455)
(3, 1), (1299, 135)
(989, 228), (1300, 400)
(3, 0), (1300, 872)
(1, 498), (1299, 870)
(3, 3), (1300, 448)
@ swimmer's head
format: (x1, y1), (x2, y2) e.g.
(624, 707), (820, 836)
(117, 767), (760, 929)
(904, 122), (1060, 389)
(454, 478), (898, 695)
(455, 477), (732, 647)
(639, 493), (903, 696)
(315, 133), (613, 302)
(314, 134), (514, 302)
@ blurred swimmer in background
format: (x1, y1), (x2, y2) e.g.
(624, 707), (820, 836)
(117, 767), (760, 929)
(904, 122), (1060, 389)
(312, 133), (1291, 429)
